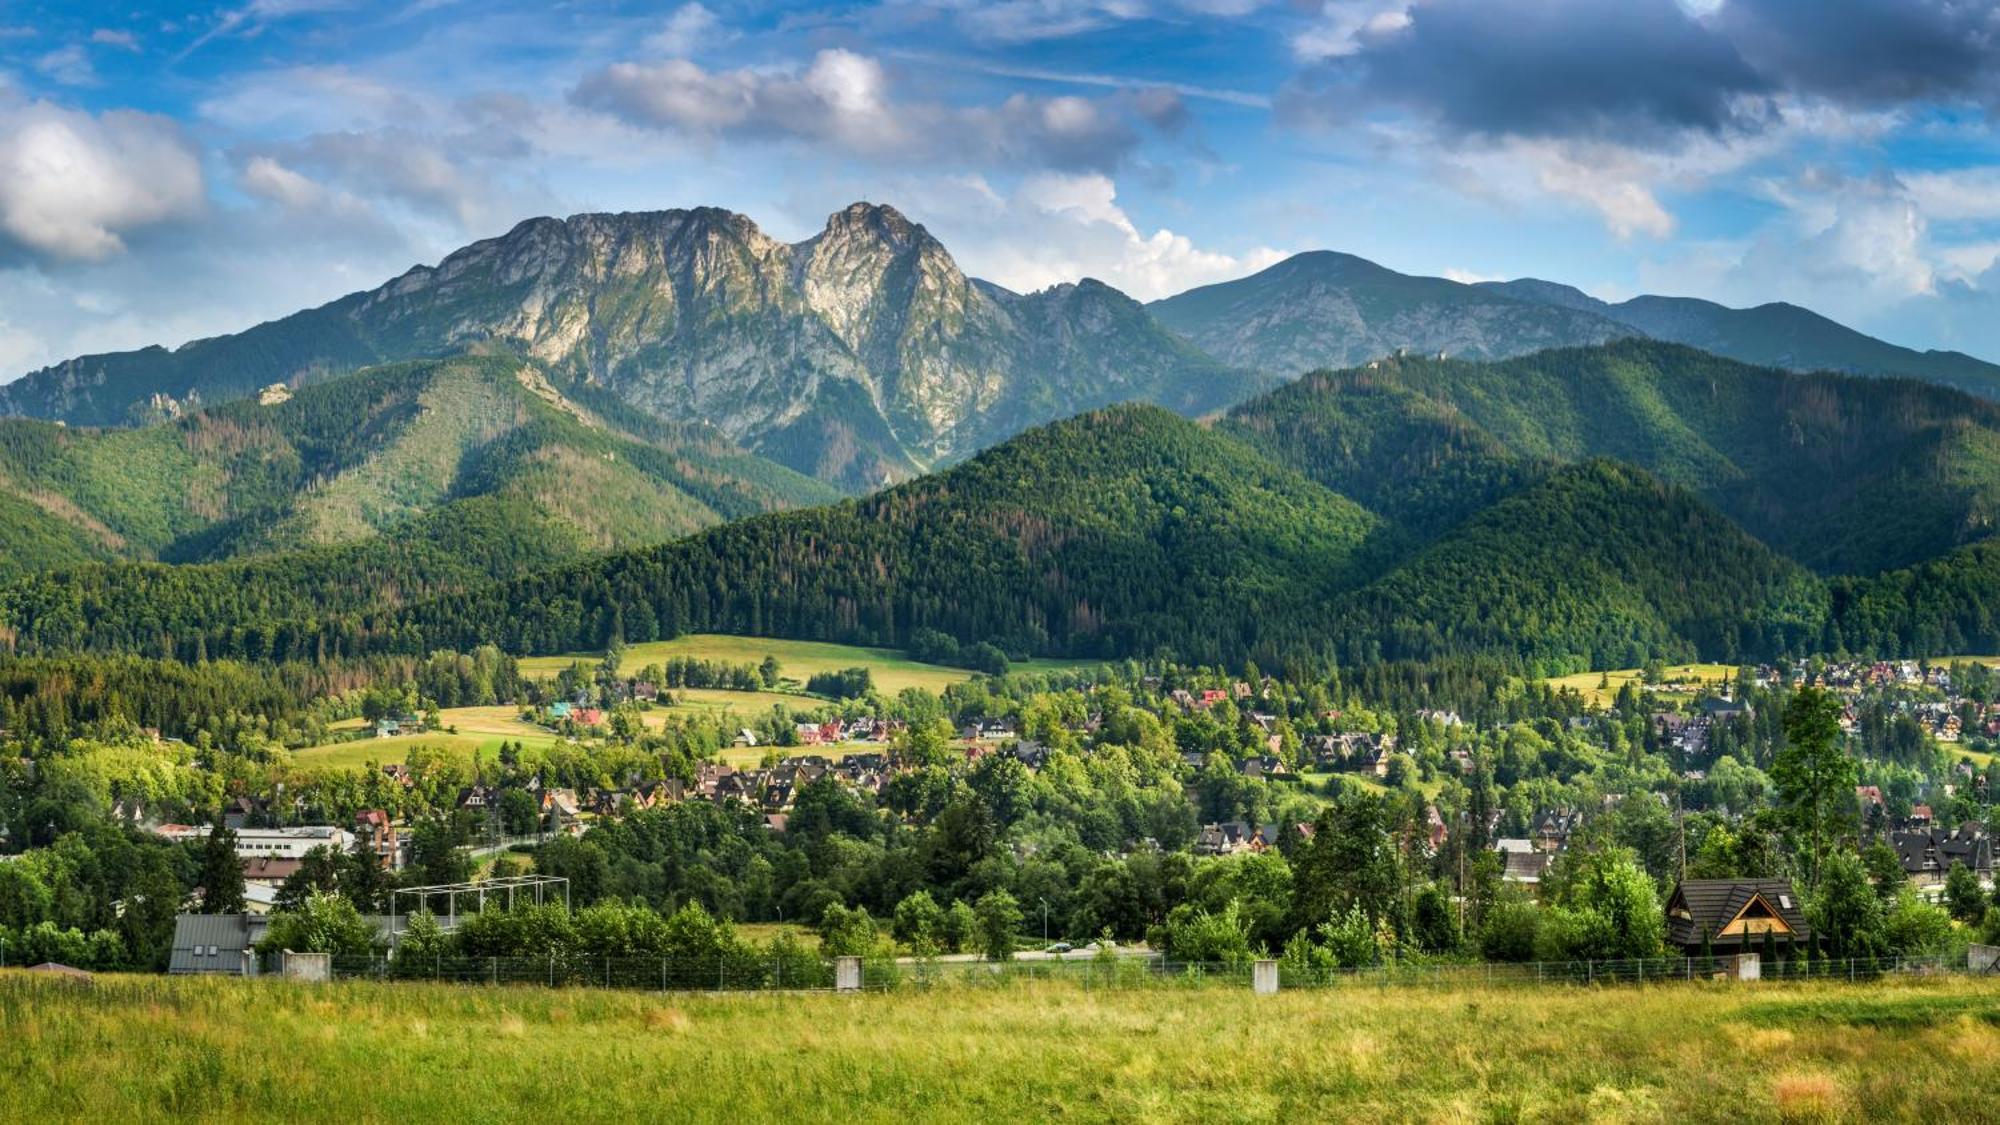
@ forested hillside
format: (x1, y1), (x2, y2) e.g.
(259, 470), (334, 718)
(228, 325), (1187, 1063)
(1330, 460), (1829, 669)
(0, 405), (1384, 665)
(1480, 281), (2000, 399)
(0, 355), (833, 584)
(10, 341), (2000, 672)
(1223, 341), (2000, 574)
(1144, 247), (2000, 398)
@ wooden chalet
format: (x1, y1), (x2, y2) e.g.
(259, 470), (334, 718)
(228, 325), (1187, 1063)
(1665, 879), (1810, 956)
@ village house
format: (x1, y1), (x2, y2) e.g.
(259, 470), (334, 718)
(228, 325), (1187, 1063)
(1664, 878), (1810, 957)
(1236, 755), (1297, 783)
(353, 810), (400, 871)
(1891, 823), (1993, 887)
(1494, 838), (1548, 883)
(1531, 810), (1580, 853)
(1194, 822), (1282, 856)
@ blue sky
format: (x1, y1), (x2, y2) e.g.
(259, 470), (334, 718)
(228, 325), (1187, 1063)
(2, 0), (1999, 378)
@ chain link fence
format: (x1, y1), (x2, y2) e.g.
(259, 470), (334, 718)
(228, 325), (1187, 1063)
(290, 950), (1966, 994)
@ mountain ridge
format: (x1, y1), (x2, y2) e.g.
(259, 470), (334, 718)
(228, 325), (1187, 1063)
(0, 202), (1257, 492)
(0, 353), (836, 585)
(10, 342), (2000, 671)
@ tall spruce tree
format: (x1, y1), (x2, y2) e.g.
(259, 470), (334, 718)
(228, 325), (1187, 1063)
(1773, 687), (1854, 890)
(196, 819), (247, 914)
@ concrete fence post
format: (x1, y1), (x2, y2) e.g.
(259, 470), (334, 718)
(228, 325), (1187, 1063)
(1252, 959), (1278, 996)
(1970, 943), (1999, 974)
(279, 950), (331, 983)
(835, 956), (862, 993)
(1733, 953), (1761, 982)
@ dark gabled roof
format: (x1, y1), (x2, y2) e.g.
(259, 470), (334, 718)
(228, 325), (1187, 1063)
(1666, 879), (1809, 949)
(167, 913), (266, 974)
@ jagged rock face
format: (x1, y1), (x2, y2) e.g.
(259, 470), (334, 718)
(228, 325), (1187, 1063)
(345, 202), (1255, 489)
(0, 201), (1249, 491)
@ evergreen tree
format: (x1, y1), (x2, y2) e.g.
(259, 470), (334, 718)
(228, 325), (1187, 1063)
(1773, 688), (1854, 889)
(195, 820), (246, 914)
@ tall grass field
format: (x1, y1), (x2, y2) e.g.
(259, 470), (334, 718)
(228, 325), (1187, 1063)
(517, 634), (1095, 696)
(3, 971), (1996, 1122)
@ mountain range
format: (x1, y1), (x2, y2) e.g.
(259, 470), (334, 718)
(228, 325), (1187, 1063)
(0, 204), (1247, 493)
(7, 201), (1999, 496)
(9, 339), (2000, 672)
(7, 200), (2000, 672)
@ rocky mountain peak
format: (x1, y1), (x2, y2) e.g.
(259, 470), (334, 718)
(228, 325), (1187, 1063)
(798, 200), (978, 359)
(817, 201), (924, 249)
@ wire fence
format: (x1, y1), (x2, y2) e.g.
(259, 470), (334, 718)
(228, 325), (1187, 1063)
(1274, 953), (1957, 989)
(274, 950), (1969, 995)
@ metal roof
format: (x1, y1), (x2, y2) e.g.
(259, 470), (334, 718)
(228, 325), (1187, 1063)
(167, 914), (265, 974)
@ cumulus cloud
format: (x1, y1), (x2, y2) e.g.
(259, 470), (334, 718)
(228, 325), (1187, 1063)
(1901, 166), (2000, 223)
(1713, 0), (2000, 110)
(1634, 163), (1995, 343)
(237, 123), (550, 232)
(1282, 0), (1772, 144)
(644, 3), (727, 57)
(1292, 1), (1412, 61)
(571, 48), (1149, 171)
(0, 101), (205, 261)
(891, 172), (1285, 299)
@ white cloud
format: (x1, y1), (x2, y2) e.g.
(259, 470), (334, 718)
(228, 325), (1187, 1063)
(1634, 165), (1970, 340)
(239, 154), (326, 208)
(897, 172), (1285, 299)
(571, 49), (1146, 171)
(1292, 1), (1412, 62)
(198, 65), (425, 133)
(887, 0), (1276, 43)
(91, 29), (141, 50)
(1528, 145), (1676, 240)
(1935, 241), (2000, 282)
(181, 0), (353, 59)
(0, 101), (205, 261)
(644, 3), (726, 57)
(1902, 166), (2000, 223)
(35, 45), (98, 87)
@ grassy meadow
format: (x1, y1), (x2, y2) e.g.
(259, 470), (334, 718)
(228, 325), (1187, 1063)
(518, 634), (979, 695)
(1546, 663), (1741, 707)
(292, 707), (564, 770)
(518, 634), (1094, 697)
(3, 972), (1997, 1122)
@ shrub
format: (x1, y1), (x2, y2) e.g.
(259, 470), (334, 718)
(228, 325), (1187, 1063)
(257, 892), (381, 958)
(1479, 897), (1541, 962)
(1160, 900), (1254, 965)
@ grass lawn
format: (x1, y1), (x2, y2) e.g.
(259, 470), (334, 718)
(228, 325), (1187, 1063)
(290, 733), (494, 771)
(518, 634), (1091, 697)
(1546, 662), (1741, 708)
(713, 741), (891, 768)
(291, 707), (563, 771)
(731, 922), (820, 948)
(5, 972), (1997, 1121)
(644, 688), (813, 725)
